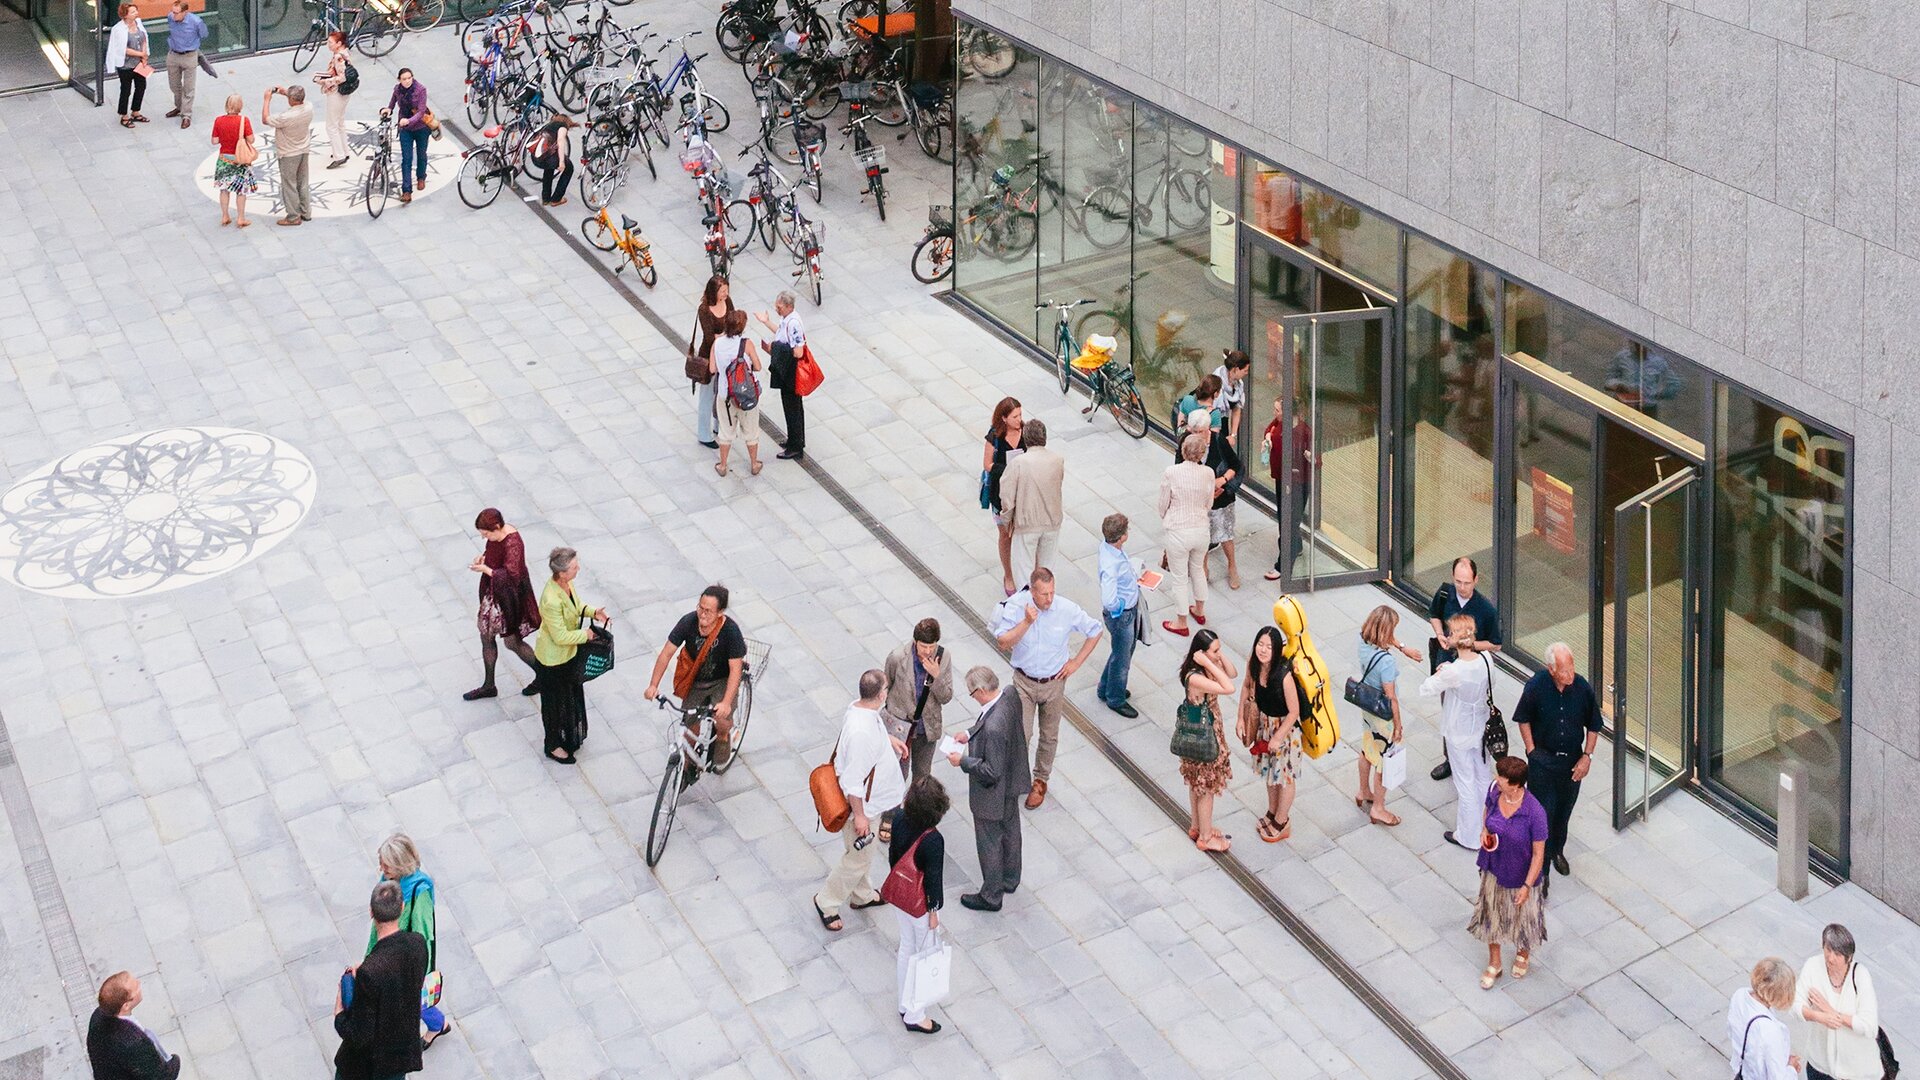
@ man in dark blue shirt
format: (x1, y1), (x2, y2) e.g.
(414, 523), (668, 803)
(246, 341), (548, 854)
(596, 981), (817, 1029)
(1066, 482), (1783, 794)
(1513, 643), (1602, 894)
(1427, 556), (1501, 781)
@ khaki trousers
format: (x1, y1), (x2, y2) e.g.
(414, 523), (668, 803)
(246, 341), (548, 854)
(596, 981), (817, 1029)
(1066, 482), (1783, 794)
(814, 823), (880, 916)
(278, 152), (311, 221)
(1162, 525), (1209, 615)
(323, 89), (349, 160)
(1013, 668), (1066, 784)
(166, 50), (197, 121)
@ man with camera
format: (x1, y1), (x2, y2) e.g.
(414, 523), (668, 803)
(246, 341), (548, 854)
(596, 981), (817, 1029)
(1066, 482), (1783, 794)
(261, 84), (313, 226)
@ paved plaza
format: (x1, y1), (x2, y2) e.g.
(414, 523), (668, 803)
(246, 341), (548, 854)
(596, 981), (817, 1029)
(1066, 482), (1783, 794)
(0, 6), (1915, 1078)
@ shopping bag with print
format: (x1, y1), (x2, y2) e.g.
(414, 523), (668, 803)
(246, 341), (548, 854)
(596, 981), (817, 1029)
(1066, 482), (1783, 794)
(1380, 742), (1407, 790)
(905, 933), (952, 1014)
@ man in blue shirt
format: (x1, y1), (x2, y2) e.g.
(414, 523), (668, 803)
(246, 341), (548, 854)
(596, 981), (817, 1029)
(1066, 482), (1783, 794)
(163, 0), (209, 129)
(991, 567), (1102, 810)
(1096, 513), (1140, 719)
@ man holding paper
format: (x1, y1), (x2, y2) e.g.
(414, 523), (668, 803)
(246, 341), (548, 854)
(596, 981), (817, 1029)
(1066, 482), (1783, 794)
(949, 667), (1027, 912)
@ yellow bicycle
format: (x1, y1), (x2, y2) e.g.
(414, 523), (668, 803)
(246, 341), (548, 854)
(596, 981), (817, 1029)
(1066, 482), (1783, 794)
(580, 207), (658, 287)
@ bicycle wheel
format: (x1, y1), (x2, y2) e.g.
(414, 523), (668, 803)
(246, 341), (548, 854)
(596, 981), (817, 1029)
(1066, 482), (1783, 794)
(715, 8), (755, 61)
(583, 166), (622, 210)
(913, 109), (945, 160)
(465, 85), (492, 127)
(804, 252), (823, 305)
(581, 214), (616, 250)
(1167, 169), (1210, 231)
(291, 24), (322, 71)
(459, 19), (494, 61)
(644, 749), (684, 867)
(910, 228), (952, 284)
(711, 678), (750, 775)
(457, 147), (509, 207)
(870, 176), (886, 221)
(364, 157), (390, 218)
(403, 0), (445, 30)
(720, 199), (754, 256)
(555, 65), (589, 114)
(354, 13), (403, 56)
(1112, 375), (1149, 438)
(693, 92), (731, 133)
(963, 29), (1016, 79)
(868, 83), (908, 127)
(628, 247), (658, 287)
(1079, 183), (1132, 250)
(1055, 338), (1071, 393)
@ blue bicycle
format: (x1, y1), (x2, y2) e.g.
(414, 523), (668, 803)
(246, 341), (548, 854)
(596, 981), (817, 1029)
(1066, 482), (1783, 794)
(648, 32), (730, 133)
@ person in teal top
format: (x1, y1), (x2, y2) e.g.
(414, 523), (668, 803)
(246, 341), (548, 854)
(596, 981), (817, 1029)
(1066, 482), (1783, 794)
(372, 834), (451, 1048)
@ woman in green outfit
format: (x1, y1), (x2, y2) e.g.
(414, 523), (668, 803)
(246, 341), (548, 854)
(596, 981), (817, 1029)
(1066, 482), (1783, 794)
(370, 833), (451, 1047)
(534, 546), (607, 764)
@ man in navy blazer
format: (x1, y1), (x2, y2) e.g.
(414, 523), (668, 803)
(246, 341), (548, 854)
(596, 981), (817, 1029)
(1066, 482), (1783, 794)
(86, 971), (180, 1080)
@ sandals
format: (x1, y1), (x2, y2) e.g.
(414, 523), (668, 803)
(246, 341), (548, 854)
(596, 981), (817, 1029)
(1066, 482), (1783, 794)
(714, 462), (728, 476)
(1197, 835), (1231, 853)
(749, 460), (762, 476)
(1368, 810), (1401, 827)
(1263, 570), (1282, 581)
(120, 117), (135, 128)
(1511, 954), (1531, 979)
(1480, 965), (1501, 990)
(812, 896), (843, 933)
(1256, 815), (1282, 843)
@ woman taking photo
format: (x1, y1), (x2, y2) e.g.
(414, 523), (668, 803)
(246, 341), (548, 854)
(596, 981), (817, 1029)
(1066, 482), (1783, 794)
(1238, 626), (1298, 842)
(981, 397), (1023, 595)
(209, 93), (257, 227)
(692, 276), (736, 449)
(887, 776), (949, 1036)
(1468, 756), (1547, 990)
(1353, 605), (1420, 826)
(1158, 430), (1214, 637)
(1793, 923), (1882, 1080)
(107, 3), (150, 129)
(1175, 630), (1237, 853)
(464, 508), (540, 701)
(532, 547), (606, 765)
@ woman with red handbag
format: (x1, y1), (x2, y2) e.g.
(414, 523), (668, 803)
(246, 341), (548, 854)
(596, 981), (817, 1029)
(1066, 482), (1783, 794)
(1239, 626), (1299, 843)
(883, 776), (949, 1035)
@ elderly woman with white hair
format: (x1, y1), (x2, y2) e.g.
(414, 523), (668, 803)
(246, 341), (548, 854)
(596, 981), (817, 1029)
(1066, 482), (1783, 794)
(1794, 924), (1883, 1080)
(370, 833), (452, 1048)
(1158, 428), (1215, 637)
(1729, 957), (1800, 1079)
(533, 546), (607, 764)
(756, 292), (808, 461)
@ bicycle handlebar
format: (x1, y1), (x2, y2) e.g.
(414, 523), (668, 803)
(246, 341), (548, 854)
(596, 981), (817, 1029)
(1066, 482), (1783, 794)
(1035, 298), (1097, 311)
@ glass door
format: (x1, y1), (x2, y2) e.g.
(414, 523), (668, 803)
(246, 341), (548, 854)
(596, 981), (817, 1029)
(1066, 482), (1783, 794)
(66, 0), (100, 101)
(1611, 465), (1698, 825)
(1277, 306), (1391, 589)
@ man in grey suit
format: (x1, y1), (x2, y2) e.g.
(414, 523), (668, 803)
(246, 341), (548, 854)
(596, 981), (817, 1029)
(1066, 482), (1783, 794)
(950, 666), (1028, 912)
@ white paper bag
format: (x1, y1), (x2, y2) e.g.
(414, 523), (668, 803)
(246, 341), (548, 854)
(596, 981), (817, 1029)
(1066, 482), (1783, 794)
(1381, 742), (1407, 790)
(905, 935), (951, 1013)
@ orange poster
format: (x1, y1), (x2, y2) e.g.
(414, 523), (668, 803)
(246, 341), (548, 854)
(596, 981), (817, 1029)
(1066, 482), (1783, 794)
(1530, 467), (1576, 555)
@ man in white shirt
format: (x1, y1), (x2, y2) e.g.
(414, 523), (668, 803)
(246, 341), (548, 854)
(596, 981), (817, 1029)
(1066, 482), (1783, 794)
(756, 293), (808, 461)
(812, 669), (907, 933)
(990, 567), (1101, 810)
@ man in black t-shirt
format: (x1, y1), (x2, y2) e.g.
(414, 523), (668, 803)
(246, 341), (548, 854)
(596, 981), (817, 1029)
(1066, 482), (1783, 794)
(1427, 556), (1501, 781)
(645, 584), (747, 765)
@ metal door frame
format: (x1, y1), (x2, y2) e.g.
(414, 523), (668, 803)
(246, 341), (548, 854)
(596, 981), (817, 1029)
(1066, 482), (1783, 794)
(1609, 463), (1699, 827)
(1276, 305), (1392, 592)
(68, 0), (103, 102)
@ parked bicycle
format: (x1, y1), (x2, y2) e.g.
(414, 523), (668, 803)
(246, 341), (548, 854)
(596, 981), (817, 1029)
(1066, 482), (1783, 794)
(1071, 337), (1149, 438)
(840, 91), (887, 220)
(581, 207), (658, 286)
(291, 0), (401, 70)
(910, 204), (952, 284)
(1037, 297), (1096, 394)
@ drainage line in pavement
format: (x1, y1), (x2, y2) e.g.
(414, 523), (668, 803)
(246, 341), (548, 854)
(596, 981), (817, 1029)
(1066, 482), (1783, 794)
(464, 122), (1470, 1080)
(0, 712), (97, 1030)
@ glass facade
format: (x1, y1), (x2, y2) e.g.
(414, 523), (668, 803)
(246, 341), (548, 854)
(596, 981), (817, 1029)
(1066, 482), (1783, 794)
(951, 18), (1855, 869)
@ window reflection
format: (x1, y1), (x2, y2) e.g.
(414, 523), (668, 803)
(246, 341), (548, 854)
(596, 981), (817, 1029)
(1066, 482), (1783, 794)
(1130, 104), (1232, 430)
(1711, 388), (1848, 859)
(1037, 60), (1132, 367)
(1505, 284), (1706, 443)
(1402, 236), (1497, 594)
(1243, 161), (1397, 290)
(954, 30), (1042, 343)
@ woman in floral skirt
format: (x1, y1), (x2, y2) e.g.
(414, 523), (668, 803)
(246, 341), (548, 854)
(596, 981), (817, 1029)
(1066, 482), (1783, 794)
(1176, 629), (1237, 853)
(1238, 625), (1300, 842)
(209, 93), (257, 227)
(464, 508), (541, 700)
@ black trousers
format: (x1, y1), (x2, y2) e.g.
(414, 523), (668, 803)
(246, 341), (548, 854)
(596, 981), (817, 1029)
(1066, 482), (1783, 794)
(116, 68), (147, 115)
(541, 157), (573, 202)
(779, 387), (805, 453)
(536, 653), (587, 754)
(1275, 480), (1308, 572)
(1526, 749), (1581, 864)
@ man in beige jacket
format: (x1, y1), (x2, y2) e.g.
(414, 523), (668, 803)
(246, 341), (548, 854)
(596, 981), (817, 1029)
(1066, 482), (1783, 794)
(998, 419), (1064, 582)
(881, 618), (953, 782)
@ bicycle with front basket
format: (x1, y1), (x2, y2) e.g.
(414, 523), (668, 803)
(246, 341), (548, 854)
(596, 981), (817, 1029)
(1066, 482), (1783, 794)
(644, 638), (767, 866)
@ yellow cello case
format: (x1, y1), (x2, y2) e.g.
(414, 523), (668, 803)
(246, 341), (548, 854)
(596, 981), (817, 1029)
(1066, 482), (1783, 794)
(1273, 595), (1341, 759)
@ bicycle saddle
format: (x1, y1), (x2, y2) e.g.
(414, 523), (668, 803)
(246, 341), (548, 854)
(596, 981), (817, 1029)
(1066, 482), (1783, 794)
(482, 124), (503, 138)
(620, 214), (637, 230)
(701, 211), (718, 227)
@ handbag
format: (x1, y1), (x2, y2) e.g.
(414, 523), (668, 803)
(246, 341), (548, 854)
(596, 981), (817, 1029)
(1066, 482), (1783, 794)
(793, 343), (824, 397)
(401, 880), (442, 1009)
(578, 614), (614, 682)
(1343, 649), (1393, 721)
(1479, 654), (1507, 759)
(671, 615), (725, 699)
(808, 743), (874, 833)
(683, 310), (710, 385)
(978, 470), (992, 510)
(903, 932), (951, 1014)
(1170, 699), (1219, 763)
(231, 118), (258, 165)
(879, 831), (930, 917)
(1850, 966), (1900, 1079)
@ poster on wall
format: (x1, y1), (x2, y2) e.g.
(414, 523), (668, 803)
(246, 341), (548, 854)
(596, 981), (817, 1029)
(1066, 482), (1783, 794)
(1531, 467), (1576, 555)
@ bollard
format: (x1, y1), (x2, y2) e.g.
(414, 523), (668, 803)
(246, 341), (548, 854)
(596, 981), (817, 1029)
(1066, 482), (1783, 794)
(1777, 761), (1809, 900)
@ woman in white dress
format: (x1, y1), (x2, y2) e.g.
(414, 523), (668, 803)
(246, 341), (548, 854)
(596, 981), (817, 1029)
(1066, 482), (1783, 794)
(1420, 612), (1493, 849)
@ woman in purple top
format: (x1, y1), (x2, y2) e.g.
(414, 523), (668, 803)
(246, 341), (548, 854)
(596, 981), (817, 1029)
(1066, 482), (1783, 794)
(387, 68), (430, 201)
(1468, 755), (1547, 990)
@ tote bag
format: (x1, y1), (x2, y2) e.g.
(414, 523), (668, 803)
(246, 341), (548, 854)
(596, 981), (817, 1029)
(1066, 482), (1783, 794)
(904, 933), (951, 1014)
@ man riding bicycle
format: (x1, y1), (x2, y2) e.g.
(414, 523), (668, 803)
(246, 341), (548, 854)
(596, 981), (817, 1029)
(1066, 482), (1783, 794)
(644, 584), (746, 767)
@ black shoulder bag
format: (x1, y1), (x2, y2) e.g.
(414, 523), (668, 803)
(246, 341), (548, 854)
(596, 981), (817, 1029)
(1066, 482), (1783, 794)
(1479, 654), (1507, 760)
(1852, 965), (1900, 1079)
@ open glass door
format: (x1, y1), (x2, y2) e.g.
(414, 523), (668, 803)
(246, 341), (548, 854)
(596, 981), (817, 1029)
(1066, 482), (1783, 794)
(1277, 307), (1391, 590)
(1611, 466), (1697, 826)
(67, 0), (102, 102)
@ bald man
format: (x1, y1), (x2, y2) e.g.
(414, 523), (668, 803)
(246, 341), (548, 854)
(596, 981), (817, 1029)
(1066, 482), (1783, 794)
(1513, 643), (1602, 895)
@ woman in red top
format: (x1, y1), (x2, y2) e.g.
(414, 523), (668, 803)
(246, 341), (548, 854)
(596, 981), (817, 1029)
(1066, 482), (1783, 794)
(209, 92), (258, 227)
(464, 508), (542, 700)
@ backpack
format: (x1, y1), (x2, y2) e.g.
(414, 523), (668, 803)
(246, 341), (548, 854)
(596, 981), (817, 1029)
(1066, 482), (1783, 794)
(529, 127), (557, 164)
(724, 351), (761, 411)
(338, 59), (360, 95)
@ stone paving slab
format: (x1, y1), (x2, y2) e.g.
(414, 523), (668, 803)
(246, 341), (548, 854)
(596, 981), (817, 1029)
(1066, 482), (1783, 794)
(0, 5), (1918, 1079)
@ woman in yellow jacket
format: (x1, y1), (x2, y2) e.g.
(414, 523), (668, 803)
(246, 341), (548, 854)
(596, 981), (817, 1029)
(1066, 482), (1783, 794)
(534, 546), (606, 764)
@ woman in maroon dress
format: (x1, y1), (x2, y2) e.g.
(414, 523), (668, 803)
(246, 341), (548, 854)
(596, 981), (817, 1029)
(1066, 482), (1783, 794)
(465, 508), (542, 700)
